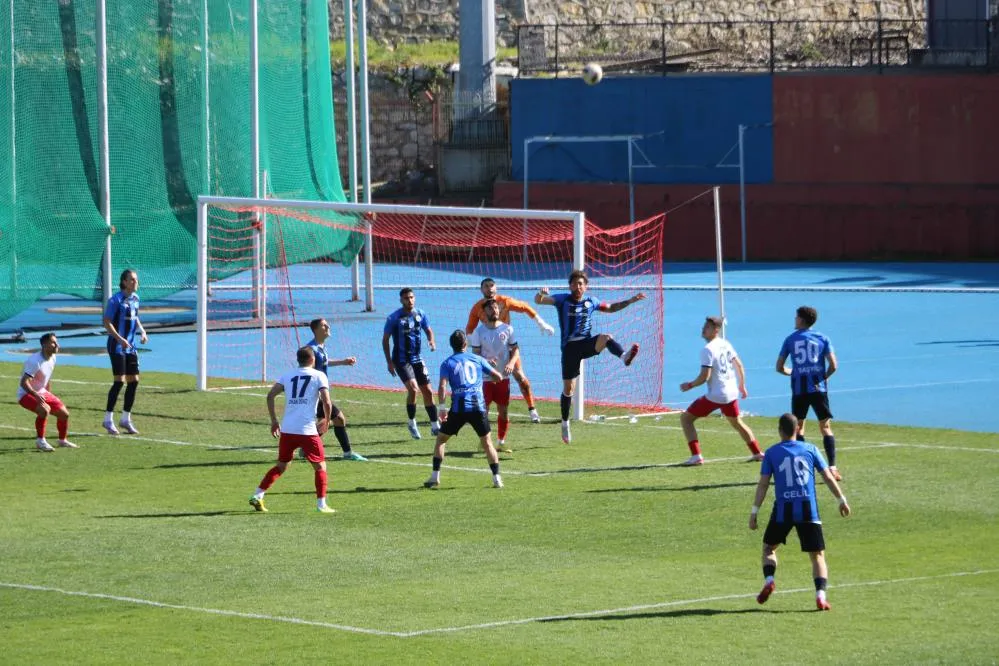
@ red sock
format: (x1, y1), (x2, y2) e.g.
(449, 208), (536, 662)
(688, 440), (701, 455)
(35, 416), (46, 438)
(315, 469), (328, 498)
(748, 440), (761, 455)
(57, 419), (68, 440)
(498, 417), (509, 441)
(259, 466), (282, 491)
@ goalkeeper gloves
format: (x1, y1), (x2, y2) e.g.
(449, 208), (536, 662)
(536, 317), (555, 335)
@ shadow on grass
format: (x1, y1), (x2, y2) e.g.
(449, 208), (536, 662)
(587, 481), (757, 493)
(541, 607), (811, 622)
(99, 511), (238, 518)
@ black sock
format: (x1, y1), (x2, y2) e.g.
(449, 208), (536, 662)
(560, 393), (572, 421)
(605, 338), (624, 357)
(763, 564), (776, 578)
(123, 381), (139, 412)
(406, 403), (416, 420)
(814, 577), (827, 591)
(333, 426), (351, 453)
(489, 462), (499, 475)
(106, 381), (124, 412)
(432, 456), (442, 471)
(425, 404), (438, 422)
(823, 435), (836, 466)
(795, 433), (806, 442)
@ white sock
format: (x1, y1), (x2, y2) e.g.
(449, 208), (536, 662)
(409, 418), (417, 426)
(431, 420), (439, 428)
(430, 470), (440, 482)
(253, 489), (265, 499)
(105, 411), (113, 421)
(122, 411), (131, 422)
(493, 474), (502, 484)
(817, 589), (827, 602)
(317, 498), (327, 509)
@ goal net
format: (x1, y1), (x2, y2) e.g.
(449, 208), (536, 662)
(196, 197), (665, 416)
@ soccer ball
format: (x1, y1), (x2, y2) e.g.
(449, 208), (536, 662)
(582, 62), (603, 85)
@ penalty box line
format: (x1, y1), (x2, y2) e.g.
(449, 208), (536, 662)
(3, 569), (996, 638)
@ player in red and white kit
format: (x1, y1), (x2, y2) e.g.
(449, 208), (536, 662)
(17, 333), (77, 452)
(249, 346), (336, 513)
(468, 299), (521, 452)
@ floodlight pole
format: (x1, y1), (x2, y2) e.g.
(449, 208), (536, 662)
(358, 0), (375, 312)
(738, 123), (747, 263)
(344, 0), (361, 301)
(96, 0), (112, 305)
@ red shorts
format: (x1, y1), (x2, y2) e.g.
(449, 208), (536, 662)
(483, 379), (511, 407)
(19, 393), (65, 414)
(278, 432), (325, 463)
(686, 395), (740, 418)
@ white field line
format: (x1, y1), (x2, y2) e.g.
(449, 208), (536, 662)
(3, 569), (995, 638)
(0, 374), (166, 390)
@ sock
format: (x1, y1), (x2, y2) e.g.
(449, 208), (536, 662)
(315, 469), (328, 498)
(498, 417), (509, 441)
(333, 426), (351, 453)
(35, 415), (46, 438)
(57, 418), (68, 440)
(122, 411), (131, 422)
(763, 564), (776, 580)
(425, 404), (438, 423)
(105, 411), (114, 421)
(560, 393), (572, 421)
(406, 403), (417, 420)
(489, 462), (499, 475)
(823, 435), (836, 466)
(123, 381), (138, 412)
(106, 381), (123, 412)
(688, 439), (701, 456)
(432, 456), (442, 471)
(253, 487), (266, 499)
(748, 439), (762, 455)
(796, 433), (805, 442)
(814, 576), (828, 592)
(259, 466), (282, 491)
(605, 338), (624, 357)
(518, 376), (535, 409)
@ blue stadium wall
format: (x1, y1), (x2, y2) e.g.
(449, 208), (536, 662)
(510, 75), (774, 185)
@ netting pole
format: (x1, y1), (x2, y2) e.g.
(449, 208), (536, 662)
(738, 123), (747, 263)
(9, 0), (16, 295)
(196, 200), (207, 391)
(250, 0), (262, 320)
(201, 0), (211, 196)
(713, 186), (727, 338)
(358, 0), (375, 311)
(573, 211), (585, 421)
(344, 0), (361, 301)
(260, 172), (268, 383)
(96, 0), (112, 304)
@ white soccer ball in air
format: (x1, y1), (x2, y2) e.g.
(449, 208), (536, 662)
(582, 62), (603, 85)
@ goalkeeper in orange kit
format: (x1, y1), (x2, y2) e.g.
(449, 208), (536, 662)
(465, 277), (555, 423)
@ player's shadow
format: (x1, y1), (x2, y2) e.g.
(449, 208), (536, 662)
(587, 481), (757, 494)
(153, 460), (269, 469)
(542, 607), (809, 623)
(99, 511), (237, 519)
(284, 487), (432, 495)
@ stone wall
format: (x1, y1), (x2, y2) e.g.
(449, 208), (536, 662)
(329, 1), (925, 47)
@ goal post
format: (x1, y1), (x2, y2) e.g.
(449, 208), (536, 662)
(196, 195), (663, 420)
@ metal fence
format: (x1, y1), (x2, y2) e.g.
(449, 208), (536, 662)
(517, 18), (999, 75)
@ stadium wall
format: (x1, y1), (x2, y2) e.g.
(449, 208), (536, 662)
(503, 73), (999, 260)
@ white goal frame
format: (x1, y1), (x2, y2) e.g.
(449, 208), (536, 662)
(196, 195), (590, 419)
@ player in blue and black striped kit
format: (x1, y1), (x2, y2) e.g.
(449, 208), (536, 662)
(102, 269), (147, 436)
(776, 305), (841, 480)
(749, 413), (851, 611)
(423, 330), (504, 489)
(382, 287), (439, 440)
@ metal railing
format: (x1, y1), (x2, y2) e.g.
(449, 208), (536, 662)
(517, 18), (998, 74)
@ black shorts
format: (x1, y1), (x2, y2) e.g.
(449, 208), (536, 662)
(108, 349), (140, 376)
(561, 337), (601, 380)
(763, 517), (826, 553)
(792, 392), (833, 421)
(315, 401), (342, 421)
(395, 361), (430, 386)
(440, 410), (490, 438)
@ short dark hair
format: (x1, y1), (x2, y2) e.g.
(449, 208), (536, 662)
(39, 332), (56, 346)
(797, 306), (818, 328)
(778, 413), (798, 439)
(309, 318), (326, 332)
(480, 277), (495, 288)
(449, 329), (467, 352)
(568, 269), (588, 285)
(399, 287), (414, 298)
(296, 346), (315, 366)
(705, 315), (724, 329)
(481, 298), (497, 312)
(119, 268), (136, 289)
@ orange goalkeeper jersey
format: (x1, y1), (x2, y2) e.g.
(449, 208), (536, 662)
(465, 294), (539, 334)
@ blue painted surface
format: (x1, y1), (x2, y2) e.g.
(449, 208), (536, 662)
(511, 76), (774, 184)
(2, 262), (997, 433)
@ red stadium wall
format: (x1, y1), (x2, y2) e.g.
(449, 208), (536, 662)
(495, 74), (999, 260)
(493, 181), (999, 261)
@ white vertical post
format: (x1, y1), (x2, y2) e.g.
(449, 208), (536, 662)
(96, 0), (112, 305)
(738, 123), (747, 263)
(522, 138), (530, 209)
(260, 172), (268, 383)
(196, 200), (208, 390)
(572, 210), (585, 421)
(9, 0), (17, 294)
(627, 138), (635, 226)
(344, 0), (360, 301)
(358, 0), (375, 311)
(250, 0), (262, 318)
(713, 186), (727, 338)
(202, 0), (211, 196)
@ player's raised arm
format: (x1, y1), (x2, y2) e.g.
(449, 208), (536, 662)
(599, 292), (645, 313)
(534, 287), (555, 306)
(748, 472), (771, 530)
(266, 381), (284, 437)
